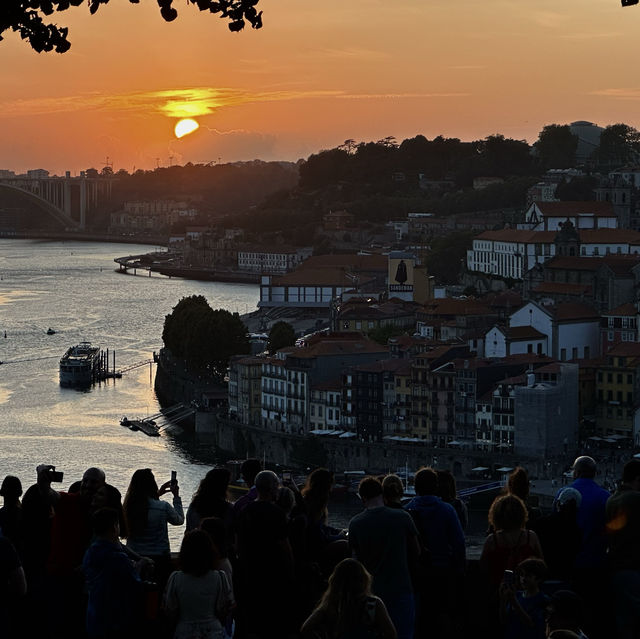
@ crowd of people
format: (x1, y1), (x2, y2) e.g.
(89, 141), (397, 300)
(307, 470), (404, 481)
(0, 454), (637, 639)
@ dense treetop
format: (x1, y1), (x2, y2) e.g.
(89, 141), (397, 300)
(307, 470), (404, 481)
(1, 0), (263, 53)
(162, 295), (249, 380)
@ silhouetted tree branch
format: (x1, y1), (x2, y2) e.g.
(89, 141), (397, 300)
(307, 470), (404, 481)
(0, 0), (263, 53)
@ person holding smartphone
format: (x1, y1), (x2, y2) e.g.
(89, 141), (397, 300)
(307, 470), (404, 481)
(123, 468), (184, 590)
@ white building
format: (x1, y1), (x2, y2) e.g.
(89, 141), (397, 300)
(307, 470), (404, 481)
(521, 201), (618, 231)
(484, 325), (548, 358)
(261, 356), (291, 432)
(309, 381), (342, 431)
(237, 245), (312, 274)
(507, 301), (600, 361)
(467, 228), (640, 280)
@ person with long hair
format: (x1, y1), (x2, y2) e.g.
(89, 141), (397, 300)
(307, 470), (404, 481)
(301, 468), (348, 587)
(505, 467), (541, 526)
(301, 468), (334, 526)
(164, 529), (232, 639)
(480, 494), (544, 588)
(186, 468), (234, 554)
(123, 468), (183, 588)
(301, 558), (396, 639)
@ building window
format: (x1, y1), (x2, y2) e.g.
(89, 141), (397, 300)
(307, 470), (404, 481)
(561, 348), (567, 361)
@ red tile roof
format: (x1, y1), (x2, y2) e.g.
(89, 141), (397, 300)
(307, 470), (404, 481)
(351, 359), (411, 374)
(604, 303), (637, 317)
(532, 282), (592, 295)
(605, 342), (640, 358)
(292, 339), (388, 359)
(421, 298), (491, 316)
(272, 268), (377, 287)
(580, 229), (640, 243)
(507, 326), (546, 340)
(552, 303), (600, 321)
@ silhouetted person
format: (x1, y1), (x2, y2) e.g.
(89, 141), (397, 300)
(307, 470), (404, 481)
(83, 507), (144, 639)
(506, 467), (542, 527)
(382, 474), (405, 509)
(405, 467), (466, 639)
(564, 456), (609, 571)
(0, 536), (26, 638)
(530, 488), (581, 584)
(436, 469), (468, 530)
(164, 529), (233, 639)
(123, 468), (183, 590)
(301, 559), (396, 639)
(0, 475), (24, 555)
(236, 470), (294, 639)
(349, 476), (419, 639)
(606, 459), (640, 639)
(233, 459), (262, 516)
(562, 456), (609, 637)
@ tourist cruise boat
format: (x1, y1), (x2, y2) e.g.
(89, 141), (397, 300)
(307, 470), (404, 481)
(59, 342), (101, 386)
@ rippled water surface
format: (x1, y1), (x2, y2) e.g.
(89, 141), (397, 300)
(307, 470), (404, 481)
(0, 239), (259, 547)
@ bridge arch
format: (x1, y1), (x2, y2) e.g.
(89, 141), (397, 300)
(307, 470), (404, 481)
(0, 183), (81, 229)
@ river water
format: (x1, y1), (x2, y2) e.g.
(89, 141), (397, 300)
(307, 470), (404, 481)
(0, 239), (259, 548)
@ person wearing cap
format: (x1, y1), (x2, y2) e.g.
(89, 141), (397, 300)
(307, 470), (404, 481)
(0, 475), (23, 554)
(606, 459), (640, 639)
(530, 488), (582, 584)
(563, 456), (609, 570)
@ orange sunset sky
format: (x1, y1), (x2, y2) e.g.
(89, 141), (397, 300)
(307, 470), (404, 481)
(1, 0), (640, 175)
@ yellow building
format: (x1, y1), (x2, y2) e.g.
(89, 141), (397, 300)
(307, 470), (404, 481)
(595, 342), (640, 437)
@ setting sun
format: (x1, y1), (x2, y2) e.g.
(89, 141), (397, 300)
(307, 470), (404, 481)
(174, 118), (200, 139)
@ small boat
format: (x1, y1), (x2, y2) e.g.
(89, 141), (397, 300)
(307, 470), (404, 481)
(119, 416), (159, 437)
(46, 328), (56, 335)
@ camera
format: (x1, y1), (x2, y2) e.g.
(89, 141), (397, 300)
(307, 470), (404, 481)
(503, 569), (515, 585)
(48, 467), (64, 483)
(282, 471), (292, 482)
(170, 470), (177, 485)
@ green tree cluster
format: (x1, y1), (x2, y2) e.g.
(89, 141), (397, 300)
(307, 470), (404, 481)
(162, 295), (249, 379)
(268, 321), (295, 354)
(534, 125), (578, 169)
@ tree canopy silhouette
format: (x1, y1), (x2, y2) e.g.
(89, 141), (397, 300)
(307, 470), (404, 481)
(162, 295), (249, 380)
(1, 0), (263, 53)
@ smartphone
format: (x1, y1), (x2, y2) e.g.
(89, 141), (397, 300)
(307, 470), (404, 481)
(503, 569), (515, 585)
(282, 471), (292, 482)
(49, 469), (64, 483)
(170, 470), (177, 485)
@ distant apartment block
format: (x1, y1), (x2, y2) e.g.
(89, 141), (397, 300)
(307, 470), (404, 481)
(236, 245), (312, 274)
(26, 169), (49, 180)
(601, 303), (639, 354)
(110, 199), (198, 232)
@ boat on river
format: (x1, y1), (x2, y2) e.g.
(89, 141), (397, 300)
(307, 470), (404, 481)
(120, 416), (160, 437)
(59, 342), (101, 386)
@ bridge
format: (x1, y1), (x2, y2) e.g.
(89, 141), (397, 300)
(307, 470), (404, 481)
(0, 173), (113, 229)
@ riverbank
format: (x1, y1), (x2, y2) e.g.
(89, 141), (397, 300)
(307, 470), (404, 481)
(0, 229), (166, 246)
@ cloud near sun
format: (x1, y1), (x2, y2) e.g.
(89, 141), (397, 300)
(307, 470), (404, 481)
(0, 87), (468, 119)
